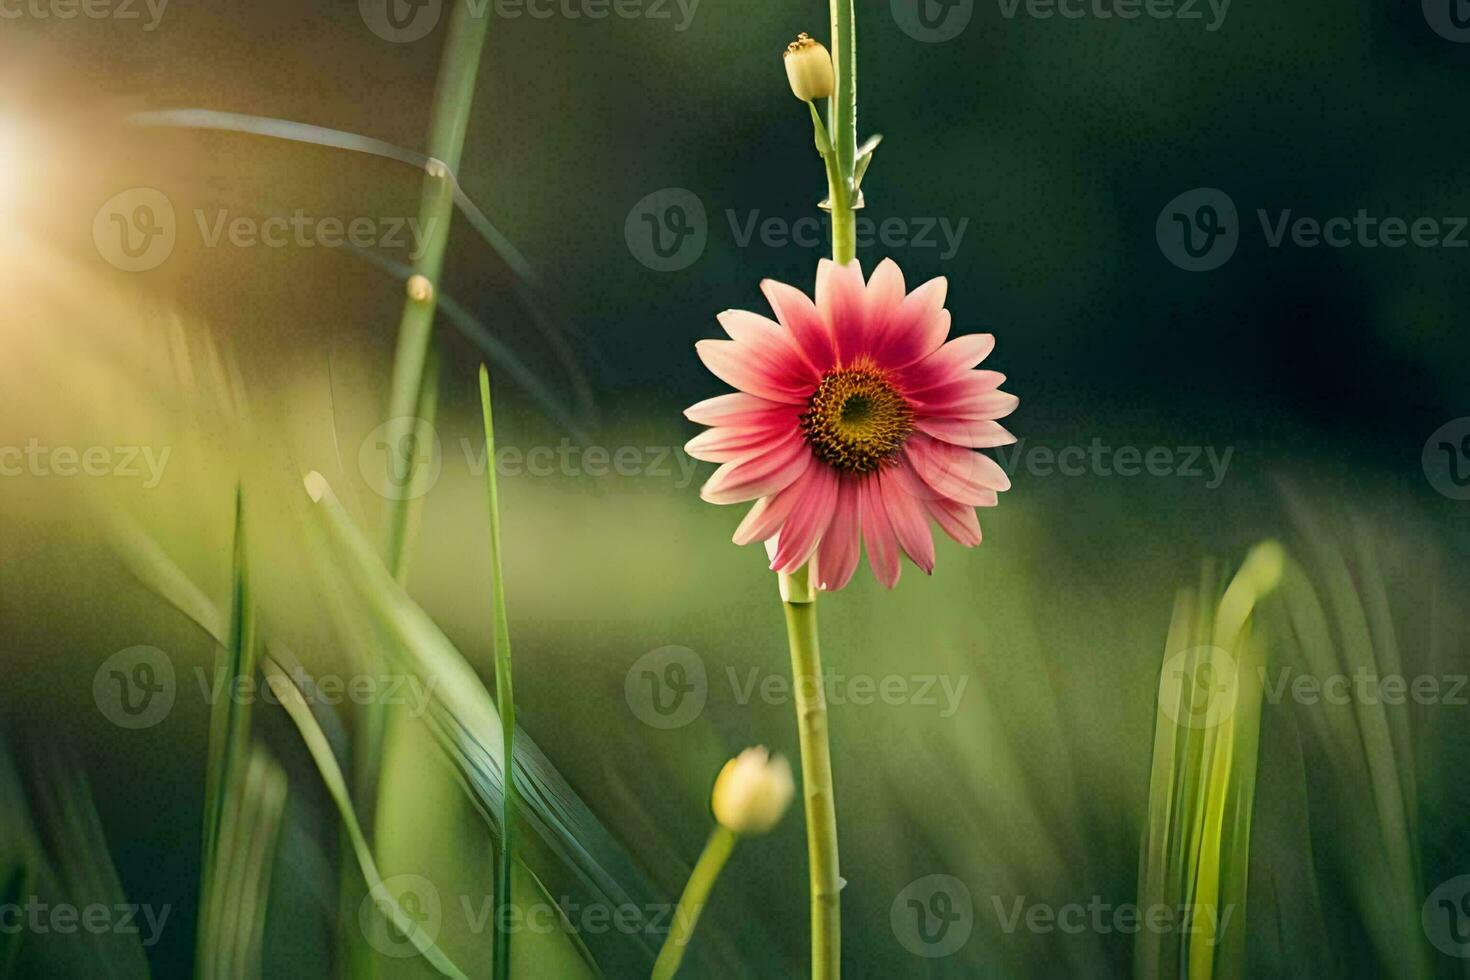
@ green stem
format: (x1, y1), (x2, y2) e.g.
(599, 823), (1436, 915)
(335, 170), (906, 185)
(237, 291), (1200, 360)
(827, 0), (857, 265)
(383, 1), (491, 576)
(651, 826), (738, 980)
(479, 365), (518, 980)
(779, 565), (841, 979)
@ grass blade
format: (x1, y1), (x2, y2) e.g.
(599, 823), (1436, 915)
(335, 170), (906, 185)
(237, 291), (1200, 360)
(480, 364), (519, 980)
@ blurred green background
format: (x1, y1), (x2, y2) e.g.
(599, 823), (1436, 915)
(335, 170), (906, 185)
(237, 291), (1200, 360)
(2, 0), (1470, 977)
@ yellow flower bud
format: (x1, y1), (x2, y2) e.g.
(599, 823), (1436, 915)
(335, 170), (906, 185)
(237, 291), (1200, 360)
(711, 746), (794, 836)
(784, 33), (834, 102)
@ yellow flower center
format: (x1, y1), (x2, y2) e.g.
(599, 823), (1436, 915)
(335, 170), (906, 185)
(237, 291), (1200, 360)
(800, 365), (914, 474)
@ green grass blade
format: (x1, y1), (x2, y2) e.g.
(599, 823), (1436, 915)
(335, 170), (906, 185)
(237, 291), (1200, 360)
(480, 363), (518, 980)
(261, 656), (470, 980)
(197, 486), (260, 978)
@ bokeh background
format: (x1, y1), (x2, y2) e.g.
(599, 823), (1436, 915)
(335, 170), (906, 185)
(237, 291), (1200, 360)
(2, 0), (1470, 977)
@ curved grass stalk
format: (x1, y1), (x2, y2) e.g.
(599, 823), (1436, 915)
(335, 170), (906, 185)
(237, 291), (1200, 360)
(478, 364), (519, 980)
(262, 657), (470, 980)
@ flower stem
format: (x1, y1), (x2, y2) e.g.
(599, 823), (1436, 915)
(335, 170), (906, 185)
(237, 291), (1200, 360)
(479, 365), (518, 980)
(779, 564), (841, 978)
(651, 826), (738, 980)
(826, 0), (857, 265)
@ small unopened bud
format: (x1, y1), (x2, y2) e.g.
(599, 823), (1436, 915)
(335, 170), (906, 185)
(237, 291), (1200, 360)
(711, 746), (794, 836)
(406, 274), (434, 302)
(784, 33), (834, 102)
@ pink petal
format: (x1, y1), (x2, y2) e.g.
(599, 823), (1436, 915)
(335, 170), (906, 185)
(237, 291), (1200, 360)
(770, 464), (840, 573)
(700, 433), (811, 505)
(685, 424), (791, 463)
(871, 277), (950, 369)
(924, 495), (983, 548)
(815, 258), (869, 365)
(732, 476), (808, 546)
(717, 310), (820, 386)
(762, 279), (837, 374)
(905, 434), (1011, 505)
(880, 463), (935, 574)
(863, 259), (906, 347)
(913, 418), (1017, 449)
(684, 392), (792, 427)
(900, 333), (996, 392)
(859, 474), (901, 588)
(813, 475), (862, 591)
(695, 340), (811, 405)
(912, 382), (1018, 420)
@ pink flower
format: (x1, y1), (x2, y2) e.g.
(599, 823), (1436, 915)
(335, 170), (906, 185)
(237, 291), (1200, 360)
(685, 258), (1017, 590)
